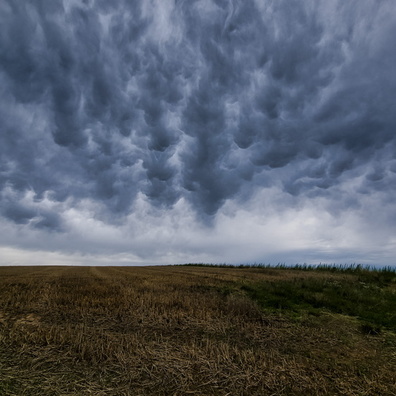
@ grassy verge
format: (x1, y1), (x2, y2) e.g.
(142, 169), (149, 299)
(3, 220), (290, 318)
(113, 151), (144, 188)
(188, 263), (396, 332)
(240, 274), (396, 332)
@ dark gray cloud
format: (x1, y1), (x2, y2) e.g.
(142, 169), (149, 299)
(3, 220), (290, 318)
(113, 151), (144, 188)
(1, 0), (396, 265)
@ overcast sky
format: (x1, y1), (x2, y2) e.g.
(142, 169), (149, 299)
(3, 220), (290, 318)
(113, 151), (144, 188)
(1, 0), (396, 266)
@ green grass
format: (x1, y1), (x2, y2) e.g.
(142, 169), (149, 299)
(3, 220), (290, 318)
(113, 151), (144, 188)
(181, 263), (396, 332)
(238, 269), (396, 332)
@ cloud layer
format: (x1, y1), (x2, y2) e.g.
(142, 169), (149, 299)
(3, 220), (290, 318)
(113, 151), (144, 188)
(1, 0), (396, 265)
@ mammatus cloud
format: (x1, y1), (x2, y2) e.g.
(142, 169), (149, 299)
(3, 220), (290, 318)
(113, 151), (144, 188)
(1, 0), (396, 265)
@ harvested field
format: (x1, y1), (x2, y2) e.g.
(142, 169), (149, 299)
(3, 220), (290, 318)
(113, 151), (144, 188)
(0, 265), (395, 395)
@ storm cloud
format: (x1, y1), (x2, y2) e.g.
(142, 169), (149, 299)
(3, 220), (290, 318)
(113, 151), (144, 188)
(1, 0), (396, 265)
